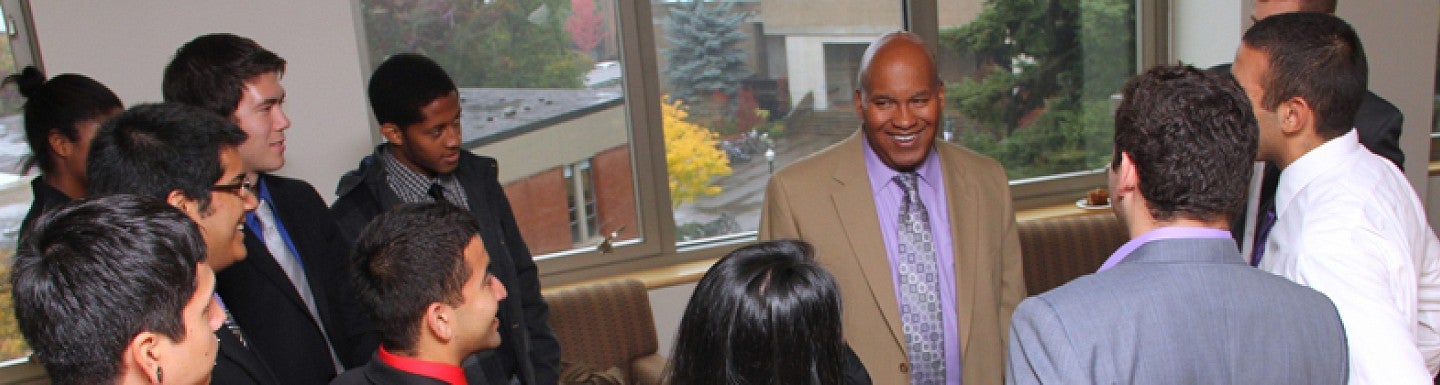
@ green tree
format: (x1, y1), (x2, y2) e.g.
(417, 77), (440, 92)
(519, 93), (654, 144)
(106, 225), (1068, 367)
(662, 96), (731, 208)
(362, 0), (592, 88)
(943, 0), (1134, 179)
(661, 2), (751, 105)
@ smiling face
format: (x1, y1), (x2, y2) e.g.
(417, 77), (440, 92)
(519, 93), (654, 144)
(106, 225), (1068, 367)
(384, 91), (462, 177)
(449, 236), (507, 353)
(178, 147), (258, 271)
(855, 38), (943, 172)
(156, 262), (223, 384)
(231, 71), (290, 173)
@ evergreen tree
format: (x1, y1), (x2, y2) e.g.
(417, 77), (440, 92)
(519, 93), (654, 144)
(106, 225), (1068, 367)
(661, 2), (752, 105)
(942, 0), (1134, 179)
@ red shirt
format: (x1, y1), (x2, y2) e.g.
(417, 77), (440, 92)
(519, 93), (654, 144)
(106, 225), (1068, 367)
(377, 346), (468, 385)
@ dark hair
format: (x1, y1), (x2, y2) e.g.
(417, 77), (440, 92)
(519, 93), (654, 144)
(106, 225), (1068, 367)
(368, 53), (457, 129)
(1242, 12), (1365, 139)
(667, 240), (845, 385)
(1112, 65), (1257, 223)
(5, 66), (122, 174)
(87, 103), (247, 212)
(12, 194), (206, 384)
(352, 202), (480, 353)
(1290, 0), (1337, 13)
(162, 33), (286, 119)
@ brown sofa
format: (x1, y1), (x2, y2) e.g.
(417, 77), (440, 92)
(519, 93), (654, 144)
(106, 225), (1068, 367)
(544, 278), (667, 385)
(1017, 212), (1129, 295)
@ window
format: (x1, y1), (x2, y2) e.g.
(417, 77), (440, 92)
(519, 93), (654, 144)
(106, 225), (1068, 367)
(0, 0), (38, 364)
(355, 0), (1153, 278)
(563, 160), (599, 245)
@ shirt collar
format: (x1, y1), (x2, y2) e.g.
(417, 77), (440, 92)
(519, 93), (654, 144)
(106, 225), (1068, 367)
(377, 346), (468, 385)
(862, 134), (942, 194)
(1096, 226), (1232, 272)
(1274, 129), (1360, 218)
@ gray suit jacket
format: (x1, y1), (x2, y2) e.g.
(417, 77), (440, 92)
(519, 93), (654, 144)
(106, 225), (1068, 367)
(1006, 237), (1347, 385)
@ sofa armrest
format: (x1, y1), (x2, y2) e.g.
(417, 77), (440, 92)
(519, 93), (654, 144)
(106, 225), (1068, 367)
(630, 353), (668, 385)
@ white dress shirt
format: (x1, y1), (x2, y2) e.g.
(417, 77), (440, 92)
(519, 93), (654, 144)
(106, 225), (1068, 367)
(1260, 129), (1440, 384)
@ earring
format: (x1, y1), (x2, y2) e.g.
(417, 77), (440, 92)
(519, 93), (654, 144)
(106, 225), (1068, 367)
(156, 366), (163, 384)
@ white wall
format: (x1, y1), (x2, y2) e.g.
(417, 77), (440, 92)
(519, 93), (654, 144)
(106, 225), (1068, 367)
(1170, 0), (1245, 68)
(28, 1), (375, 200)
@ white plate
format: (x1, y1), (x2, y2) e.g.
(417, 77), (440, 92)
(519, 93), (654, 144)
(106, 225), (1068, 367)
(1076, 198), (1111, 210)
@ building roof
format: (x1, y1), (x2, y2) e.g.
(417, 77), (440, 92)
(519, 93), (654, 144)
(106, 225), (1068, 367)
(459, 86), (625, 149)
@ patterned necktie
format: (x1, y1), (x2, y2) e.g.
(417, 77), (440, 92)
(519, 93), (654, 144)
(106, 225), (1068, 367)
(1251, 204), (1276, 266)
(894, 172), (946, 384)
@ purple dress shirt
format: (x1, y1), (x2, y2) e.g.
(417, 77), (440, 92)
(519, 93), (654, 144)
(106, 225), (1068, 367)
(1097, 226), (1232, 272)
(863, 136), (961, 384)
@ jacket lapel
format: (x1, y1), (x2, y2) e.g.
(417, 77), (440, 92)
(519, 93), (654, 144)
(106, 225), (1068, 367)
(829, 136), (909, 355)
(938, 146), (978, 357)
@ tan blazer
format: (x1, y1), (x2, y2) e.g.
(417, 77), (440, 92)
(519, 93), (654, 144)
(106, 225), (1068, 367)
(760, 133), (1025, 385)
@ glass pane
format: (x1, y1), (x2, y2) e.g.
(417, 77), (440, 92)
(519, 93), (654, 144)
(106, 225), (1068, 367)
(0, 3), (31, 362)
(360, 0), (641, 256)
(654, 0), (902, 243)
(939, 0), (1137, 179)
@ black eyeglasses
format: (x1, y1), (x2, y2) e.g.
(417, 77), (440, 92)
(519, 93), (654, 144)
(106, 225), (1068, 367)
(211, 180), (256, 198)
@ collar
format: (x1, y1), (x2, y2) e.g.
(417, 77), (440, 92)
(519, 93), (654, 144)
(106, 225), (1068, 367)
(1274, 129), (1360, 218)
(862, 134), (942, 195)
(377, 346), (467, 385)
(1097, 226), (1232, 272)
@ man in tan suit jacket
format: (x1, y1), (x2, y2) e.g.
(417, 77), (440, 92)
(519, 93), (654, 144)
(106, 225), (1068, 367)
(759, 31), (1025, 385)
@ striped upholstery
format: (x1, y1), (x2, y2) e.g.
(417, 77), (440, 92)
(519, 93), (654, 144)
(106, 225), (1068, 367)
(1018, 212), (1129, 295)
(545, 278), (667, 385)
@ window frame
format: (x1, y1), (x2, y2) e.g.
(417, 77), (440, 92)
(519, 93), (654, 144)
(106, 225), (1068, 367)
(530, 0), (1167, 285)
(346, 0), (1167, 284)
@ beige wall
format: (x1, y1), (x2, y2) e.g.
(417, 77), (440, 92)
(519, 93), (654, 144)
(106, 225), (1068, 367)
(28, 1), (375, 201)
(471, 104), (630, 185)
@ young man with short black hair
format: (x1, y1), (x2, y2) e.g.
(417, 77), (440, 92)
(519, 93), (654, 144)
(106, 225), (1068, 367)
(164, 33), (377, 384)
(335, 202), (508, 384)
(332, 53), (559, 384)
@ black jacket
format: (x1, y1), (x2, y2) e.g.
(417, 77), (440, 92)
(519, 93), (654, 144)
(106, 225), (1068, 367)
(212, 324), (282, 385)
(217, 173), (378, 384)
(19, 178), (72, 240)
(331, 146), (560, 385)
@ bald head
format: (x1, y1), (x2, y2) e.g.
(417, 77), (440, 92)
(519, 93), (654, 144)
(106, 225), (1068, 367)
(856, 31), (941, 95)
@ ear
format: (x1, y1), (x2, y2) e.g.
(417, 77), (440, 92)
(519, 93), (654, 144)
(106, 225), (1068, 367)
(1278, 96), (1313, 135)
(47, 130), (76, 159)
(125, 331), (163, 384)
(166, 189), (197, 215)
(380, 123), (405, 146)
(424, 303), (453, 343)
(1114, 152), (1140, 197)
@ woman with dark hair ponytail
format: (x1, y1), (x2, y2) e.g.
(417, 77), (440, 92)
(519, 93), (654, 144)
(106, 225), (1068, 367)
(667, 240), (871, 385)
(7, 66), (123, 238)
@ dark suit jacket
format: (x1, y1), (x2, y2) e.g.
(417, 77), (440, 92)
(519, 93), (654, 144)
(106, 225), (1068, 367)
(760, 134), (1026, 385)
(19, 178), (72, 240)
(1007, 238), (1349, 384)
(213, 325), (282, 385)
(217, 174), (378, 385)
(332, 147), (560, 385)
(1210, 63), (1405, 248)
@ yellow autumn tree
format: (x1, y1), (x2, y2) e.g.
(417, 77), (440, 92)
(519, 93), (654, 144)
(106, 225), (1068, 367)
(663, 95), (731, 208)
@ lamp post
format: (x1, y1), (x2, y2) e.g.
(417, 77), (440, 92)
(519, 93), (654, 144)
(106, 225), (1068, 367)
(765, 148), (775, 174)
